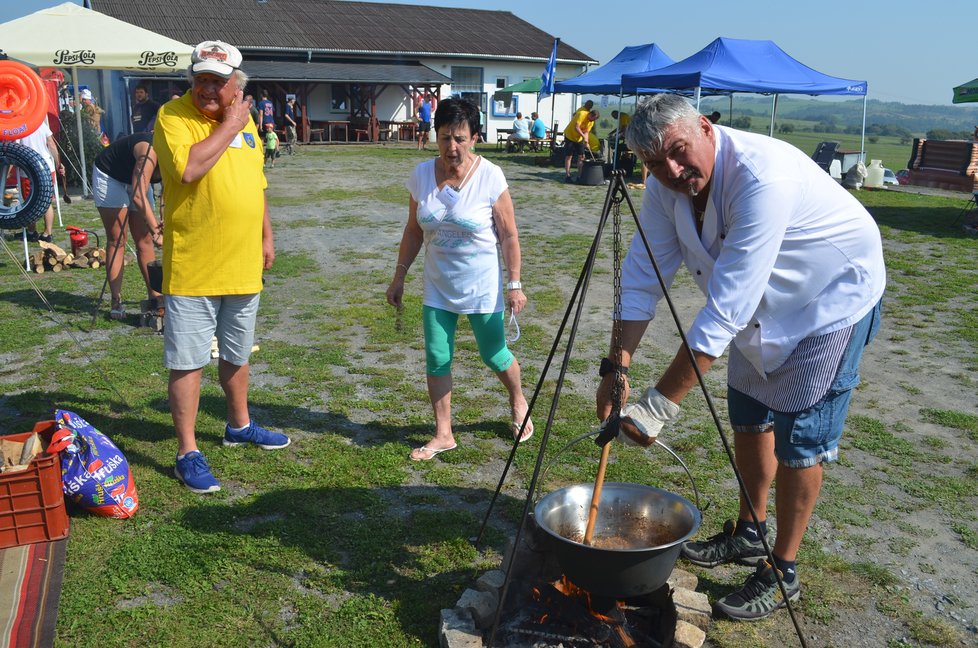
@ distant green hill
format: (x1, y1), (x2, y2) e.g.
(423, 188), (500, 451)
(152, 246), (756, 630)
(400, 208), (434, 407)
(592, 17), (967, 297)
(697, 96), (978, 136)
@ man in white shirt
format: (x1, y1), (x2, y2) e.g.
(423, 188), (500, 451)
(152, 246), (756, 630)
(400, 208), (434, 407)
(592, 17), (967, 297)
(507, 112), (530, 152)
(595, 94), (885, 621)
(14, 117), (62, 243)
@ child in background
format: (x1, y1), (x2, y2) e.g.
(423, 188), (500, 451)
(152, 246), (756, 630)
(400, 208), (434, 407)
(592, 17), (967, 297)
(263, 123), (279, 169)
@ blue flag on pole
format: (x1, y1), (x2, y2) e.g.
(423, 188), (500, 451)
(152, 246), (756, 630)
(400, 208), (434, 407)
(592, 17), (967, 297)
(538, 39), (558, 101)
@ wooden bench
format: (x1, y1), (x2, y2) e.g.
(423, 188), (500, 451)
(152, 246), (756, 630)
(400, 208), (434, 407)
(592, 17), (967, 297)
(908, 138), (978, 192)
(307, 128), (325, 142)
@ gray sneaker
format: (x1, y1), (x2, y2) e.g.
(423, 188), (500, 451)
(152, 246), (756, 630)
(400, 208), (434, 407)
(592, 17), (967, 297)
(681, 519), (771, 567)
(714, 560), (800, 621)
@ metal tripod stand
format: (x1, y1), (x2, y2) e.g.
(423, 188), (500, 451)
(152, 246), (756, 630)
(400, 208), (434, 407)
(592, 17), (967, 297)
(474, 170), (809, 647)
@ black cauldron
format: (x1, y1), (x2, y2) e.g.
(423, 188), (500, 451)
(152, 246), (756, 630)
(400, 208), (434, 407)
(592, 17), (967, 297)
(147, 260), (163, 293)
(534, 482), (701, 597)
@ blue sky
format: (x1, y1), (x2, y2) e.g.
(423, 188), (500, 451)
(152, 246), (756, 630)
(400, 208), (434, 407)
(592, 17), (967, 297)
(4, 0), (973, 107)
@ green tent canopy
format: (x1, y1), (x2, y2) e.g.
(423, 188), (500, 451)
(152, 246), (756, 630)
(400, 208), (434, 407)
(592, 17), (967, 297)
(952, 78), (978, 104)
(498, 78), (544, 93)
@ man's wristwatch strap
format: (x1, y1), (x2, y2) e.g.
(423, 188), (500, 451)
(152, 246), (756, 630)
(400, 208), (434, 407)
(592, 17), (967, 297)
(599, 357), (629, 377)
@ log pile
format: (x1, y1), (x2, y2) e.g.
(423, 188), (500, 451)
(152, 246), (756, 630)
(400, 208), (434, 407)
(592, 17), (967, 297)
(30, 240), (107, 273)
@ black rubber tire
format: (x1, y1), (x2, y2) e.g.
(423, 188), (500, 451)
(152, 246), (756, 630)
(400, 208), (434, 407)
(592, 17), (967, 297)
(0, 142), (54, 230)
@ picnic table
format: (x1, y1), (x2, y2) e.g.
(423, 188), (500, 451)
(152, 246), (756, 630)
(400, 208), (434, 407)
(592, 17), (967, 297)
(385, 121), (417, 142)
(325, 120), (350, 142)
(497, 128), (551, 152)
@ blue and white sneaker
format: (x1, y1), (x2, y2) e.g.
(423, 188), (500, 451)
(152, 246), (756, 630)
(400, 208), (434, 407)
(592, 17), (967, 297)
(223, 420), (291, 450)
(174, 451), (221, 494)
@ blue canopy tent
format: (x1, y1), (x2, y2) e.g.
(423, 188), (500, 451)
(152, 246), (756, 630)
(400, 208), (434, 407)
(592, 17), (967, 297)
(621, 37), (869, 157)
(554, 43), (675, 169)
(554, 43), (674, 95)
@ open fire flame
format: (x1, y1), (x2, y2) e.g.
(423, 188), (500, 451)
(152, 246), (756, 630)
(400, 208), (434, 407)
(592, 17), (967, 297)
(552, 575), (622, 622)
(528, 575), (639, 646)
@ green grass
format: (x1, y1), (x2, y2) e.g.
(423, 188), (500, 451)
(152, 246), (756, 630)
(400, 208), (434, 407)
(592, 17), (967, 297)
(1, 146), (975, 647)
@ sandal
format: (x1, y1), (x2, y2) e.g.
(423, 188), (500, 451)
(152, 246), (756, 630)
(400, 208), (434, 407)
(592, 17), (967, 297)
(410, 443), (457, 461)
(512, 417), (534, 443)
(109, 302), (126, 320)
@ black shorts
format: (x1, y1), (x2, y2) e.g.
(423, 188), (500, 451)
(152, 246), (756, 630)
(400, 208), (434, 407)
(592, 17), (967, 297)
(564, 139), (586, 160)
(264, 149), (276, 161)
(419, 121), (432, 134)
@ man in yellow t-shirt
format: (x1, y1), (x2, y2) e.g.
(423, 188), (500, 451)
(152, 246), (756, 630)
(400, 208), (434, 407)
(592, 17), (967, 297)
(562, 106), (599, 182)
(154, 40), (289, 494)
(609, 110), (631, 140)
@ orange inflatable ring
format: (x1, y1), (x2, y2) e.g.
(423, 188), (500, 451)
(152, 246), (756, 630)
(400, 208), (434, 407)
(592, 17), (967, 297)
(0, 60), (47, 142)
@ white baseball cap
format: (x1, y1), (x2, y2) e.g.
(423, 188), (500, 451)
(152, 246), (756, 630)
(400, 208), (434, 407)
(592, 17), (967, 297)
(79, 89), (93, 100)
(191, 40), (242, 78)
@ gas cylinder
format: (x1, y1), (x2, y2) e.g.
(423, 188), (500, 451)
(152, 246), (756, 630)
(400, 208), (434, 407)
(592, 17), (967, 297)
(864, 159), (885, 188)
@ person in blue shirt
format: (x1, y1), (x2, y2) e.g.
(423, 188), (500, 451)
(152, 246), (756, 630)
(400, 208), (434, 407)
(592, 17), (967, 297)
(256, 89), (275, 128)
(283, 96), (297, 155)
(530, 112), (547, 139)
(507, 112), (530, 151)
(417, 94), (433, 150)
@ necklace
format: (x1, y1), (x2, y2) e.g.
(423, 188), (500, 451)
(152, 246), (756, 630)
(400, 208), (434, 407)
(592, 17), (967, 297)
(442, 156), (478, 192)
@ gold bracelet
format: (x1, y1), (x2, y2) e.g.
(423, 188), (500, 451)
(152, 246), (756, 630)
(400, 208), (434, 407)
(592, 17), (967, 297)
(396, 263), (409, 275)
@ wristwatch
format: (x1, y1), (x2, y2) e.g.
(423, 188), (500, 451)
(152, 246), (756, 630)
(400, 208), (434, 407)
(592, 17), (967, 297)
(506, 281), (523, 291)
(599, 357), (629, 377)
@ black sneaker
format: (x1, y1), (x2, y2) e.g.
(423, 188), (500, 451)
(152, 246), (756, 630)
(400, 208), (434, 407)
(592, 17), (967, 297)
(37, 234), (53, 243)
(26, 230), (39, 242)
(714, 560), (800, 621)
(681, 519), (771, 567)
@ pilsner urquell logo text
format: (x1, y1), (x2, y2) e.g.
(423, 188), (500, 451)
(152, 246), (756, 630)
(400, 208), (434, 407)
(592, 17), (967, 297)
(138, 51), (179, 67)
(53, 49), (96, 65)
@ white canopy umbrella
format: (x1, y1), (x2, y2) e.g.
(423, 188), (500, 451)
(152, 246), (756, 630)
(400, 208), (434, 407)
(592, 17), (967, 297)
(0, 2), (193, 195)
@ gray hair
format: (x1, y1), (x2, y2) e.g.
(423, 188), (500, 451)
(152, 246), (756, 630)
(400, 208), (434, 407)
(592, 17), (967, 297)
(625, 94), (701, 160)
(185, 67), (249, 92)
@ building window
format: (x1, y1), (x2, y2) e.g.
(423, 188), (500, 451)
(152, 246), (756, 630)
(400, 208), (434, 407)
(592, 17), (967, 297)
(331, 84), (348, 111)
(451, 66), (483, 94)
(496, 77), (507, 90)
(492, 94), (518, 118)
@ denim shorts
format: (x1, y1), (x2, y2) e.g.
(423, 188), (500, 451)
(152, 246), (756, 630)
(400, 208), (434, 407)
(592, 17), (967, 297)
(92, 165), (155, 209)
(163, 294), (260, 370)
(727, 299), (882, 468)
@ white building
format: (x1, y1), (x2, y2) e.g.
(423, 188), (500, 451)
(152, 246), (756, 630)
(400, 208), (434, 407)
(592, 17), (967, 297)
(87, 0), (596, 143)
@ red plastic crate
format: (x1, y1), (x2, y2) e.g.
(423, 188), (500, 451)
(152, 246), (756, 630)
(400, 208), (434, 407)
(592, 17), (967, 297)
(0, 421), (69, 549)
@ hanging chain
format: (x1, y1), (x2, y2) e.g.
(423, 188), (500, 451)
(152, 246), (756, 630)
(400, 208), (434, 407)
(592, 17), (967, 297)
(610, 187), (625, 413)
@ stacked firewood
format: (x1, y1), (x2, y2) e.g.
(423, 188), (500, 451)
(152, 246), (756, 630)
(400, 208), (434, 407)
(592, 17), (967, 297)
(30, 240), (107, 273)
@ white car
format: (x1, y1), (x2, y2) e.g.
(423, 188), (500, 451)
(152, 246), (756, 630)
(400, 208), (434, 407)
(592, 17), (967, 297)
(882, 168), (899, 185)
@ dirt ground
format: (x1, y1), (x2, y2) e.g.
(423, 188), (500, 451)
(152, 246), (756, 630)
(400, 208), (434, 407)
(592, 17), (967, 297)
(261, 144), (977, 647)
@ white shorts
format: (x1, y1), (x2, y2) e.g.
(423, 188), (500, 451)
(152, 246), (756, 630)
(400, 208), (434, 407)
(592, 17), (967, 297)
(91, 165), (154, 209)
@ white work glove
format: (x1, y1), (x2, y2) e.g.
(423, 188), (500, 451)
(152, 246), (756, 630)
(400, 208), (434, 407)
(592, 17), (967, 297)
(620, 387), (680, 446)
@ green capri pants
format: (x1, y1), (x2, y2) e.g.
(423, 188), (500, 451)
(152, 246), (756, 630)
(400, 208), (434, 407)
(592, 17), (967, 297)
(423, 305), (514, 376)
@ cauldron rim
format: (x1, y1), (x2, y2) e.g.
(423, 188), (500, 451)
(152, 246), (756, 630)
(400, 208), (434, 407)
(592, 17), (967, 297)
(534, 482), (701, 553)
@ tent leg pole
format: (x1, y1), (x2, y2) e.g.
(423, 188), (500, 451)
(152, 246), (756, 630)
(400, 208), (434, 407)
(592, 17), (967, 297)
(72, 67), (90, 198)
(860, 95), (867, 163)
(53, 177), (62, 227)
(21, 224), (29, 271)
(611, 88), (623, 171)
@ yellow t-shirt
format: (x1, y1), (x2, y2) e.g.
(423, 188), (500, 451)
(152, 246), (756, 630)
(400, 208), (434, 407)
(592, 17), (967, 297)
(154, 94), (267, 296)
(563, 108), (591, 143)
(618, 113), (631, 129)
